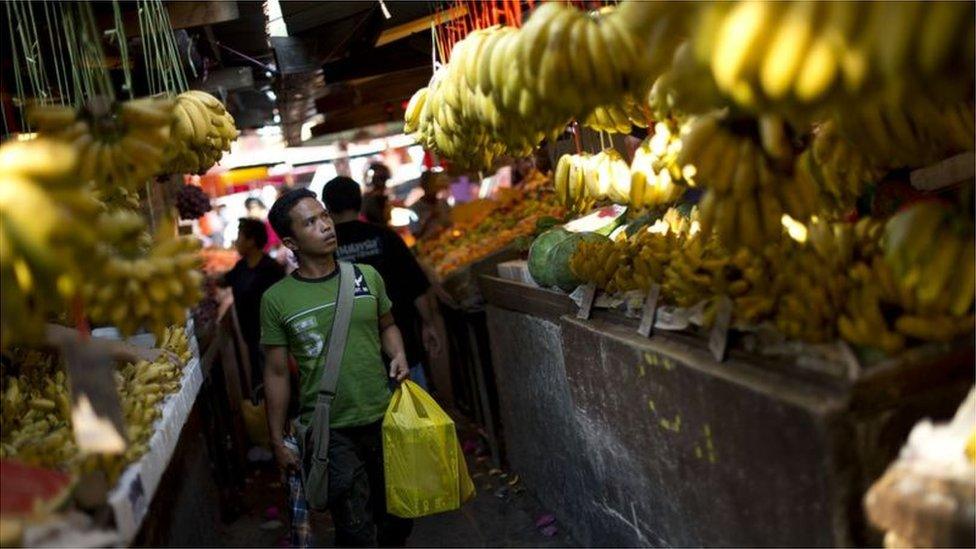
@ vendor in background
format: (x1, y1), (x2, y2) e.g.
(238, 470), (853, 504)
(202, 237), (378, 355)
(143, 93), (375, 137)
(409, 170), (452, 239)
(218, 218), (285, 399)
(245, 197), (283, 253)
(321, 176), (443, 388)
(362, 162), (392, 226)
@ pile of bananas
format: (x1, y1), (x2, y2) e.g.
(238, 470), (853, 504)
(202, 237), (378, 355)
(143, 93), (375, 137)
(795, 120), (885, 214)
(570, 208), (692, 294)
(691, 1), (975, 111)
(28, 98), (174, 191)
(680, 112), (818, 251)
(0, 139), (102, 347)
(82, 212), (203, 338)
(164, 90), (239, 175)
(0, 350), (74, 467)
(664, 232), (777, 327)
(835, 96), (975, 170)
(629, 121), (687, 209)
(1, 326), (194, 481)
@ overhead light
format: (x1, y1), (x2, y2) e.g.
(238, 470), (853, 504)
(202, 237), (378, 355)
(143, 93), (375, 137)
(266, 90), (277, 101)
(378, 0), (392, 19)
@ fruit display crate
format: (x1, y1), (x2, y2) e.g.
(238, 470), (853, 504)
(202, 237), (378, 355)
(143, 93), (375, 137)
(22, 319), (203, 547)
(108, 354), (203, 544)
(479, 275), (974, 546)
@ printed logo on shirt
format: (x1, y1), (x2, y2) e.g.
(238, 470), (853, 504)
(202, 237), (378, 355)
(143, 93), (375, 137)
(292, 315), (324, 356)
(337, 237), (383, 263)
(353, 268), (370, 297)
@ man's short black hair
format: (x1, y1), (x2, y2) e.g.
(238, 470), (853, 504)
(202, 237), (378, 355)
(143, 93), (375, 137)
(321, 176), (362, 214)
(244, 197), (266, 211)
(268, 188), (317, 240)
(237, 217), (269, 249)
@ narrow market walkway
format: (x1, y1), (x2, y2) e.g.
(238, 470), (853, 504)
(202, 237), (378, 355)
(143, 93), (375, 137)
(219, 417), (578, 548)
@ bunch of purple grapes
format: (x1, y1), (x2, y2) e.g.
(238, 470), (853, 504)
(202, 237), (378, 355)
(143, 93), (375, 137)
(176, 184), (212, 220)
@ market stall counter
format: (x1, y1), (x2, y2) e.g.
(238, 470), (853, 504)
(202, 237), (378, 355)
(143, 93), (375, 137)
(480, 275), (974, 547)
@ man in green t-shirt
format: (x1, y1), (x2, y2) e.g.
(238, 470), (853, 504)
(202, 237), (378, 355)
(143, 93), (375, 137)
(260, 188), (411, 547)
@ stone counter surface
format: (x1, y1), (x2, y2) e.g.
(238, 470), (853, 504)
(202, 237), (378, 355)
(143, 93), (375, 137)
(482, 277), (973, 547)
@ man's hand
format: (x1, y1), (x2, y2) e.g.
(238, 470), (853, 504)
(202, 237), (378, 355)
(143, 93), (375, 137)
(389, 353), (410, 382)
(421, 323), (442, 359)
(273, 440), (299, 471)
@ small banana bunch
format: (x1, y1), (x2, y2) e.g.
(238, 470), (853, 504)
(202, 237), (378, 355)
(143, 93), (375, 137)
(164, 90), (238, 175)
(692, 1), (974, 111)
(681, 112), (817, 251)
(835, 97), (975, 170)
(83, 213), (203, 338)
(664, 232), (776, 326)
(583, 94), (651, 134)
(629, 122), (687, 210)
(159, 325), (193, 364)
(0, 139), (102, 347)
(570, 207), (693, 294)
(795, 120), (885, 214)
(882, 202), (975, 319)
(553, 152), (591, 212)
(553, 148), (631, 209)
(770, 241), (849, 344)
(0, 352), (75, 467)
(28, 98), (174, 191)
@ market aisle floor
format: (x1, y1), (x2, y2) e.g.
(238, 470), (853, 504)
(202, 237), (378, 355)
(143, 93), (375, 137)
(219, 422), (578, 547)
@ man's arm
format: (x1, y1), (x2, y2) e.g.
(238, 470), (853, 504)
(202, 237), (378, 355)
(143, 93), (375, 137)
(264, 345), (297, 470)
(379, 312), (410, 381)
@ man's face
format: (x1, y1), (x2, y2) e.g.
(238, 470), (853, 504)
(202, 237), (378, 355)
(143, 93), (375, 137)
(284, 197), (337, 257)
(234, 232), (254, 255)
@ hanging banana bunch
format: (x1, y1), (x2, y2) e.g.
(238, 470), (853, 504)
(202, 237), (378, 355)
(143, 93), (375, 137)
(81, 213), (203, 339)
(794, 120), (885, 215)
(0, 139), (102, 347)
(163, 90), (239, 175)
(691, 1), (975, 113)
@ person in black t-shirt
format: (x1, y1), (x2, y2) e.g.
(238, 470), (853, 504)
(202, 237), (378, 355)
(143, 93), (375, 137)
(220, 218), (285, 395)
(321, 176), (442, 385)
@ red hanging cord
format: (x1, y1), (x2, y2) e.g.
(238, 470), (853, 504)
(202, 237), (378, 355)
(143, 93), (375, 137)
(72, 295), (90, 340)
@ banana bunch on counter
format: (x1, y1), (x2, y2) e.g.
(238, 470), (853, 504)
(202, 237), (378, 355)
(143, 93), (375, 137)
(0, 139), (102, 347)
(883, 202), (975, 320)
(0, 351), (75, 467)
(28, 98), (174, 190)
(164, 90), (239, 175)
(570, 208), (694, 295)
(553, 152), (592, 212)
(692, 1), (974, 111)
(680, 112), (818, 251)
(1, 325), (193, 479)
(664, 232), (776, 326)
(83, 212), (203, 338)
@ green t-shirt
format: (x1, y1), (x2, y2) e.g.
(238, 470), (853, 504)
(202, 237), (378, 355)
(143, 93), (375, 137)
(260, 263), (393, 428)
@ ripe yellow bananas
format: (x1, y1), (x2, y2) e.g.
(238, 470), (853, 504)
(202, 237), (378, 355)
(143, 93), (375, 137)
(28, 98), (174, 192)
(164, 90), (239, 175)
(0, 139), (101, 348)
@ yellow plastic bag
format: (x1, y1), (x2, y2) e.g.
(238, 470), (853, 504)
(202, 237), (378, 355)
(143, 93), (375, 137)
(383, 380), (475, 518)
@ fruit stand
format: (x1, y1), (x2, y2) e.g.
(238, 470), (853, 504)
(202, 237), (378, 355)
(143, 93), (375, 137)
(398, 0), (976, 546)
(0, 2), (248, 545)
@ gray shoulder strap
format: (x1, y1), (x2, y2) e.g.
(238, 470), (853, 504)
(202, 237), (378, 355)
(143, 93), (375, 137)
(319, 261), (356, 396)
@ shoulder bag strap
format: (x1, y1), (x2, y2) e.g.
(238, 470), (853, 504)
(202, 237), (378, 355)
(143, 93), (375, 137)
(318, 261), (356, 397)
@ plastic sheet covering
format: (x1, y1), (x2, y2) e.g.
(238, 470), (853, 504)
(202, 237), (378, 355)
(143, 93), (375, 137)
(383, 380), (474, 518)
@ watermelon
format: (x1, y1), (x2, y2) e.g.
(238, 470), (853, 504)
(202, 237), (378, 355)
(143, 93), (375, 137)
(528, 228), (571, 287)
(0, 459), (73, 534)
(563, 204), (627, 235)
(549, 232), (610, 291)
